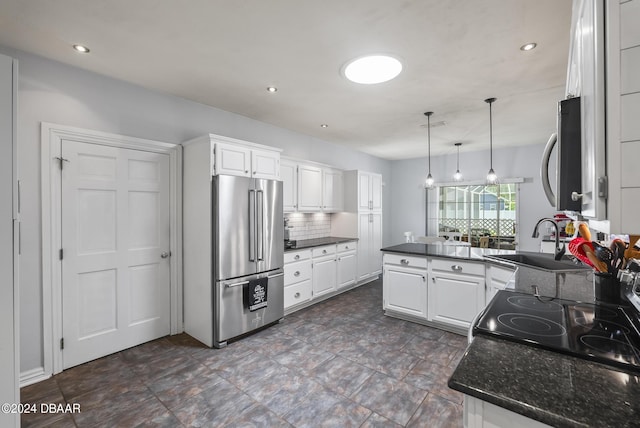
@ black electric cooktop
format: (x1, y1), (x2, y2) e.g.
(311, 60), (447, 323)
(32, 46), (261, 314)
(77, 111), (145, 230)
(474, 290), (640, 374)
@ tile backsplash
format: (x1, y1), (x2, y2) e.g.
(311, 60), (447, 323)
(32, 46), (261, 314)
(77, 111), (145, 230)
(285, 213), (332, 241)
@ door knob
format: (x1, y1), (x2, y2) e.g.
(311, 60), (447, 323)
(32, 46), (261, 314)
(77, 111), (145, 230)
(161, 252), (171, 259)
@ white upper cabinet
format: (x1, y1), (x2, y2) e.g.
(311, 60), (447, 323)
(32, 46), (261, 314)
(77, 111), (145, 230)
(345, 170), (383, 212)
(281, 159), (298, 212)
(215, 142), (251, 177)
(281, 157), (345, 213)
(322, 168), (343, 212)
(606, 0), (640, 233)
(251, 148), (280, 179)
(566, 0), (606, 219)
(297, 164), (323, 212)
(183, 134), (281, 180)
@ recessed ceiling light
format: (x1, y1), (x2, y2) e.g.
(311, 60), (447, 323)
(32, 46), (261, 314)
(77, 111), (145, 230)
(343, 55), (402, 84)
(520, 43), (537, 51)
(320, 124), (328, 128)
(73, 44), (90, 53)
(266, 86), (278, 93)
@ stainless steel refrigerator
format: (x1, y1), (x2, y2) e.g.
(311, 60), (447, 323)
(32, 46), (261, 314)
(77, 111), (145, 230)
(212, 175), (284, 348)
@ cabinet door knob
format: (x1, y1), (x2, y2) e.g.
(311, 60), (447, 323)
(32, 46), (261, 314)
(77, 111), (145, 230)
(294, 255), (300, 260)
(400, 259), (409, 265)
(294, 292), (300, 298)
(451, 265), (463, 272)
(245, 170), (249, 173)
(294, 271), (300, 277)
(322, 249), (327, 254)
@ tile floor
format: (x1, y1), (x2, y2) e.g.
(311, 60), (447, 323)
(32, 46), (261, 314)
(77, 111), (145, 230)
(21, 279), (466, 427)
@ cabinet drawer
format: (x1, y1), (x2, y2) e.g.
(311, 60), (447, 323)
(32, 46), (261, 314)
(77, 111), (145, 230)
(383, 253), (427, 269)
(284, 280), (312, 308)
(312, 245), (336, 258)
(284, 260), (312, 285)
(337, 241), (357, 253)
(431, 258), (484, 276)
(284, 249), (311, 264)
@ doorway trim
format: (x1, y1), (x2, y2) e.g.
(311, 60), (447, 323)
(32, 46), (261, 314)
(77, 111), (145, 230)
(41, 122), (183, 375)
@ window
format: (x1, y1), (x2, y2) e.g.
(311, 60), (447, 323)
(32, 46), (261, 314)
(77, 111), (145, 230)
(427, 183), (519, 249)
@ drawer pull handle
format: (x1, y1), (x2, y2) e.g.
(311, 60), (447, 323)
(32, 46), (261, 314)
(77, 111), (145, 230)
(294, 292), (301, 298)
(322, 249), (327, 254)
(400, 259), (410, 265)
(451, 265), (463, 271)
(294, 255), (300, 260)
(345, 246), (349, 249)
(294, 271), (300, 277)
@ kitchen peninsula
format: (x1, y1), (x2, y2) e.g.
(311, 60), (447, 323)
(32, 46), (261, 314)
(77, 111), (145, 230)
(380, 243), (516, 335)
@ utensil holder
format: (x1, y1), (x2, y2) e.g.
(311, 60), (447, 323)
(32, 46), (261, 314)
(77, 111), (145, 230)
(594, 273), (622, 305)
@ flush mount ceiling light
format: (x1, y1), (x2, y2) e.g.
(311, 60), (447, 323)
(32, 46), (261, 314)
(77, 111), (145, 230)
(343, 55), (402, 84)
(453, 143), (463, 182)
(266, 86), (278, 93)
(485, 97), (498, 184)
(320, 124), (328, 128)
(72, 44), (90, 53)
(520, 42), (537, 51)
(424, 111), (435, 189)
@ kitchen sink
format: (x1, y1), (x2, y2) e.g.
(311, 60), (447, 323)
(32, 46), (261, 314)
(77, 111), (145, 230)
(485, 252), (593, 302)
(485, 252), (589, 273)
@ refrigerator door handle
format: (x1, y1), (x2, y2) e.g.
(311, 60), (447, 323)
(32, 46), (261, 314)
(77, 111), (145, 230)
(540, 133), (557, 207)
(225, 280), (250, 288)
(249, 189), (256, 261)
(257, 190), (264, 261)
(267, 272), (284, 279)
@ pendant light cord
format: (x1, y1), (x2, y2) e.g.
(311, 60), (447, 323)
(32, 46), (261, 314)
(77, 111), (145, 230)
(427, 114), (431, 173)
(485, 98), (496, 170)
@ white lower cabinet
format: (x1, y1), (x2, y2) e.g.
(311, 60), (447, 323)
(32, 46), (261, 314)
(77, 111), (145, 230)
(337, 250), (357, 288)
(284, 241), (358, 312)
(313, 255), (337, 297)
(430, 260), (485, 331)
(383, 254), (428, 319)
(383, 265), (428, 319)
(485, 263), (516, 304)
(382, 253), (486, 333)
(284, 250), (312, 310)
(358, 212), (382, 282)
(464, 395), (551, 428)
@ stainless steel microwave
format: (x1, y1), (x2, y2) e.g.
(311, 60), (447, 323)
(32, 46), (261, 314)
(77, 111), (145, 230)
(541, 97), (582, 212)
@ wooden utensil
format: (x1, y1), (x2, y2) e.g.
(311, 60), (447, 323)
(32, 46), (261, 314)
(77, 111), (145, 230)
(578, 223), (591, 241)
(584, 245), (608, 273)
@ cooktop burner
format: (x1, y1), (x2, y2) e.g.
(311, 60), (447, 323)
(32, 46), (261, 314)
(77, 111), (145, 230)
(506, 295), (563, 312)
(497, 313), (567, 337)
(475, 290), (640, 374)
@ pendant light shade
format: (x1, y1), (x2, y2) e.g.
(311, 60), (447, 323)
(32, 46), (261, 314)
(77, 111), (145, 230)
(485, 97), (498, 184)
(453, 142), (463, 181)
(424, 111), (435, 189)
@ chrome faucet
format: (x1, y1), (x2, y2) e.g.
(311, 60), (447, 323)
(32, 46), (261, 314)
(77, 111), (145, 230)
(532, 218), (566, 261)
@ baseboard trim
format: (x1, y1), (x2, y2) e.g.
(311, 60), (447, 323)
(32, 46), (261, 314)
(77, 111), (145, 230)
(20, 367), (51, 388)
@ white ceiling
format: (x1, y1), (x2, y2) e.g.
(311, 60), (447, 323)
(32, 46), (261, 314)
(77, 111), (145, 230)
(0, 0), (572, 160)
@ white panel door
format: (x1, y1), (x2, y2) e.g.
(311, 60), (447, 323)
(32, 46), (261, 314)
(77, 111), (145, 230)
(251, 148), (279, 179)
(298, 164), (322, 211)
(61, 140), (171, 369)
(280, 159), (298, 212)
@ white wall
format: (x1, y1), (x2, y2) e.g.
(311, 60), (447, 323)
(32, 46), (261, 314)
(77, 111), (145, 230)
(388, 143), (558, 250)
(0, 46), (392, 376)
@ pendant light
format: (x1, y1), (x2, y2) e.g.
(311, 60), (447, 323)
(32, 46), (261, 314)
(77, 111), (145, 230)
(485, 97), (498, 184)
(453, 142), (463, 181)
(424, 111), (435, 188)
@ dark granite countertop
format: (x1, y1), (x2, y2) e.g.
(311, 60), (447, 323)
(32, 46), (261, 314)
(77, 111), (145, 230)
(285, 236), (357, 252)
(449, 335), (640, 427)
(380, 243), (515, 261)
